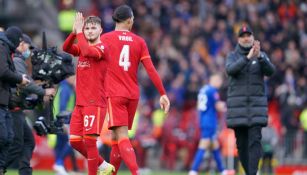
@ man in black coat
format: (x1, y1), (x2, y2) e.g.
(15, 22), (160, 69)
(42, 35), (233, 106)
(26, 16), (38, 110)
(5, 34), (55, 175)
(0, 26), (30, 175)
(225, 25), (275, 175)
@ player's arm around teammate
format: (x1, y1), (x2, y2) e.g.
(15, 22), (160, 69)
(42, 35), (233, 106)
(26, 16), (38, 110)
(63, 12), (114, 175)
(99, 5), (170, 175)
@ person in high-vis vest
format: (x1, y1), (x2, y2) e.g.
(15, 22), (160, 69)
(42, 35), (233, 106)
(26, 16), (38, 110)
(52, 75), (78, 175)
(300, 104), (307, 158)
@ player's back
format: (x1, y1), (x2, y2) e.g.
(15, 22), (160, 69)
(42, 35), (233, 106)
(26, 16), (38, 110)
(197, 85), (218, 128)
(101, 31), (149, 99)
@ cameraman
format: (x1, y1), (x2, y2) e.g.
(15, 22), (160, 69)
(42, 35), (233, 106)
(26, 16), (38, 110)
(0, 26), (30, 175)
(5, 34), (55, 175)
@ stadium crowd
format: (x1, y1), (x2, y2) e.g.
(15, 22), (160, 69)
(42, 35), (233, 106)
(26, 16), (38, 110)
(54, 0), (307, 172)
(1, 0), (307, 173)
(64, 0), (306, 170)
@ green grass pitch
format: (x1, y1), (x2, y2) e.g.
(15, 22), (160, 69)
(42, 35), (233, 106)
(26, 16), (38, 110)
(6, 170), (189, 175)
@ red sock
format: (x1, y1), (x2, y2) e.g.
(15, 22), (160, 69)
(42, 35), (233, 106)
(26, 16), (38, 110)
(69, 137), (103, 165)
(69, 138), (87, 157)
(110, 141), (122, 175)
(84, 136), (103, 175)
(118, 138), (138, 175)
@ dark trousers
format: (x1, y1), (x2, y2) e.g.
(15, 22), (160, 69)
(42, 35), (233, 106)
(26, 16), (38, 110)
(284, 128), (297, 157)
(234, 126), (263, 175)
(5, 110), (35, 175)
(304, 131), (307, 158)
(261, 152), (273, 174)
(0, 107), (14, 171)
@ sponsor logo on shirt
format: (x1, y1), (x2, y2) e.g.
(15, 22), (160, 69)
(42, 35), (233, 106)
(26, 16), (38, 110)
(78, 61), (90, 68)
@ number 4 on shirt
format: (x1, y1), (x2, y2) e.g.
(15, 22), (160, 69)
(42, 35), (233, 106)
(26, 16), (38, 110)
(119, 45), (131, 71)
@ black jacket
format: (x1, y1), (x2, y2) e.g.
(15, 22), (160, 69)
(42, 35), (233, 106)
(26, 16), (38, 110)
(9, 53), (46, 109)
(13, 53), (45, 96)
(0, 32), (22, 106)
(225, 44), (275, 128)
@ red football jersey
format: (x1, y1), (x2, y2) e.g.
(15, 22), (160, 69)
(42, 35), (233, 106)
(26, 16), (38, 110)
(63, 33), (107, 106)
(101, 31), (152, 99)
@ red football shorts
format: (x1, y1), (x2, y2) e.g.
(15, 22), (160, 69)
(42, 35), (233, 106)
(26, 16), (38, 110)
(70, 105), (106, 136)
(107, 97), (138, 130)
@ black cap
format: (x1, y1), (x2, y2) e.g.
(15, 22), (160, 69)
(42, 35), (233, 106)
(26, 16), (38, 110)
(22, 34), (35, 49)
(4, 26), (23, 49)
(112, 5), (133, 23)
(238, 25), (253, 37)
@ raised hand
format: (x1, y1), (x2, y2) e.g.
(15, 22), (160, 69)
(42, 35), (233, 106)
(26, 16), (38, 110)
(247, 46), (255, 59)
(253, 40), (261, 57)
(160, 95), (170, 114)
(247, 40), (261, 59)
(74, 12), (84, 34)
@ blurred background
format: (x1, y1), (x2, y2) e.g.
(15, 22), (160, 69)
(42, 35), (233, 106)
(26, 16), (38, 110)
(1, 0), (307, 174)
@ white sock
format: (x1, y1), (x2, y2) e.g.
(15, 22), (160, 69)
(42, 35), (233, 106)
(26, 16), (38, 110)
(99, 160), (109, 169)
(188, 170), (198, 175)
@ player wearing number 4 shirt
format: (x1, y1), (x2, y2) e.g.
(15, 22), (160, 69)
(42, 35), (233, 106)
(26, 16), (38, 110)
(63, 13), (114, 175)
(100, 5), (170, 175)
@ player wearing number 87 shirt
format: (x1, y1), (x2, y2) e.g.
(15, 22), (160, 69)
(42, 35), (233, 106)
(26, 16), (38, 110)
(100, 4), (170, 175)
(63, 13), (114, 175)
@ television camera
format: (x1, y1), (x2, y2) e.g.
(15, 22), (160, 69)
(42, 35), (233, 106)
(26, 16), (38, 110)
(31, 32), (75, 136)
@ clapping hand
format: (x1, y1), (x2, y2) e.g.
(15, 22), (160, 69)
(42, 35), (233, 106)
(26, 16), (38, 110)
(253, 40), (261, 57)
(247, 40), (261, 59)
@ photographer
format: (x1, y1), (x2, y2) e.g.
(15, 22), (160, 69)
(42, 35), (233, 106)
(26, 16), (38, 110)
(0, 26), (30, 175)
(5, 34), (55, 175)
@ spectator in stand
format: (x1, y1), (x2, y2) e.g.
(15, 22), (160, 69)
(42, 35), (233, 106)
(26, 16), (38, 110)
(300, 103), (307, 159)
(52, 0), (307, 170)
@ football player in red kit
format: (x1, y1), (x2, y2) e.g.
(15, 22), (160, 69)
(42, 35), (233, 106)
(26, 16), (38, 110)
(101, 5), (170, 175)
(62, 12), (114, 175)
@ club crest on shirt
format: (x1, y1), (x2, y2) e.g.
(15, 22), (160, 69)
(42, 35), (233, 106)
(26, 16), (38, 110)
(98, 45), (104, 52)
(78, 61), (90, 68)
